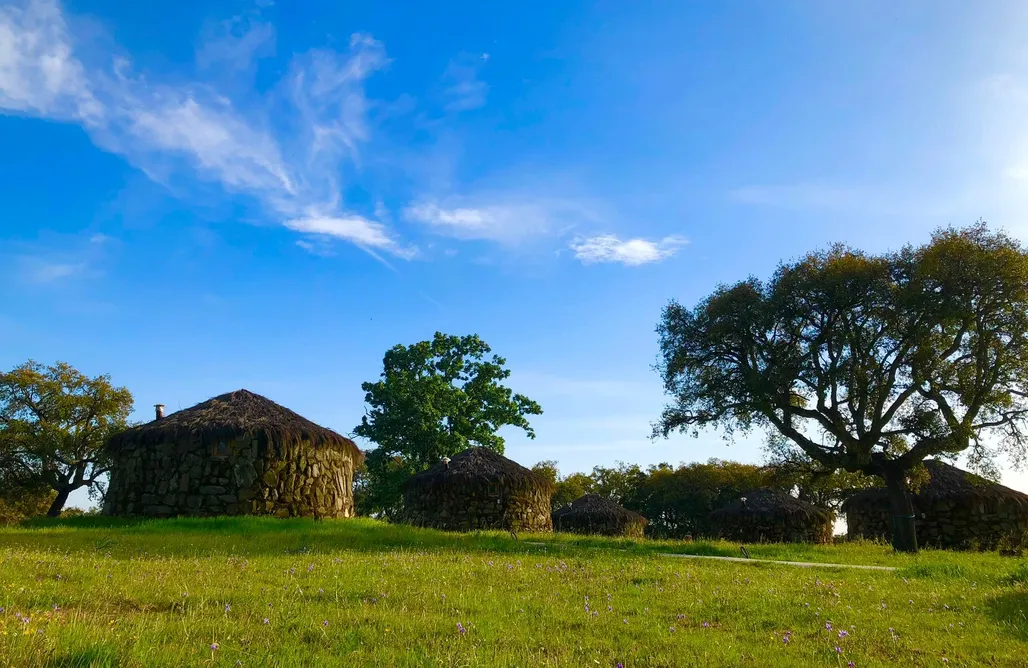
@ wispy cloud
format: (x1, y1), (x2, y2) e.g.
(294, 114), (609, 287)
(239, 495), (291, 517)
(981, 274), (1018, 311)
(0, 0), (409, 259)
(441, 53), (489, 112)
(404, 197), (595, 245)
(569, 234), (687, 266)
(195, 11), (275, 72)
(12, 230), (113, 284)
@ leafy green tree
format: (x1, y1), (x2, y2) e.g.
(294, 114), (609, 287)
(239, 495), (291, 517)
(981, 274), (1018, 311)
(588, 462), (646, 505)
(631, 459), (769, 538)
(0, 361), (133, 517)
(532, 461), (596, 511)
(762, 435), (879, 512)
(654, 224), (1028, 552)
(355, 333), (542, 516)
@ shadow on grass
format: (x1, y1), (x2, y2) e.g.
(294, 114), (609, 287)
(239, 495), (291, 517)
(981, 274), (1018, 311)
(986, 590), (1028, 641)
(2, 516), (938, 568)
(51, 645), (121, 667)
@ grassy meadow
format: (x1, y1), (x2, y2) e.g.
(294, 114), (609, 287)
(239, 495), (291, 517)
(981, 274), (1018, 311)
(1, 517), (1026, 667)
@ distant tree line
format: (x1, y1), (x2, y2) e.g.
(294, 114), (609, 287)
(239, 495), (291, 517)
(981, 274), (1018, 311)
(532, 457), (878, 539)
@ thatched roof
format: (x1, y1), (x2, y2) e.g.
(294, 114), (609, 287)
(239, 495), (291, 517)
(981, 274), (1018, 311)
(711, 487), (833, 524)
(107, 389), (362, 461)
(553, 494), (647, 526)
(404, 447), (554, 494)
(842, 459), (1028, 510)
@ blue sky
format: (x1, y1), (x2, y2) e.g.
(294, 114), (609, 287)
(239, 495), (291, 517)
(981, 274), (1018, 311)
(2, 0), (1027, 508)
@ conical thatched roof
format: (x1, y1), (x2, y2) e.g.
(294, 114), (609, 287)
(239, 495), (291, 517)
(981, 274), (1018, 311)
(842, 460), (1028, 510)
(107, 389), (361, 461)
(404, 447), (554, 493)
(553, 494), (647, 526)
(711, 487), (832, 523)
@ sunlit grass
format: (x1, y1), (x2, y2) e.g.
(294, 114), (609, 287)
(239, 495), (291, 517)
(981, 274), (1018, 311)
(1, 517), (1025, 666)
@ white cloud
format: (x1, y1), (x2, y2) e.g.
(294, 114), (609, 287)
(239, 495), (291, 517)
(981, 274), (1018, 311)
(0, 0), (100, 121)
(405, 198), (594, 244)
(441, 54), (488, 111)
(569, 234), (687, 266)
(285, 213), (414, 257)
(24, 260), (86, 282)
(0, 0), (409, 259)
(196, 13), (275, 71)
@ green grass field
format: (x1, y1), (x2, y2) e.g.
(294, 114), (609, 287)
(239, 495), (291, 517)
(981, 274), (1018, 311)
(1, 517), (1026, 667)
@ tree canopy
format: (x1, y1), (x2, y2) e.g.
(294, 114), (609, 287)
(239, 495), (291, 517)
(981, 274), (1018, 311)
(354, 332), (542, 517)
(654, 223), (1028, 551)
(0, 360), (134, 517)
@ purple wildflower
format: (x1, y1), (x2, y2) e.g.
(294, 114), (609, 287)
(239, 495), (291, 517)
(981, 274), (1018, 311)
(224, 604), (231, 613)
(210, 643), (219, 651)
(835, 646), (842, 654)
(782, 635), (790, 644)
(262, 618), (270, 625)
(848, 663), (855, 667)
(825, 622), (833, 631)
(669, 626), (676, 632)
(617, 663), (624, 668)
(457, 622), (467, 635)
(322, 620), (329, 627)
(702, 622), (710, 628)
(839, 630), (849, 638)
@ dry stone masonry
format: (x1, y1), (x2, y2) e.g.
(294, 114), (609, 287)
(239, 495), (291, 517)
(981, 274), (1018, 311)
(104, 434), (355, 518)
(103, 389), (361, 519)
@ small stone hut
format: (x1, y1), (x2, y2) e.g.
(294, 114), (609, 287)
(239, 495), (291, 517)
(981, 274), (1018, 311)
(842, 459), (1028, 549)
(552, 494), (648, 538)
(104, 389), (362, 519)
(400, 447), (554, 532)
(709, 487), (835, 544)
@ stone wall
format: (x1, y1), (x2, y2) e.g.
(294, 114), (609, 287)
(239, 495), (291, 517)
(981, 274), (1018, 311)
(710, 514), (834, 544)
(402, 485), (552, 532)
(846, 498), (1028, 549)
(553, 516), (646, 538)
(103, 433), (355, 519)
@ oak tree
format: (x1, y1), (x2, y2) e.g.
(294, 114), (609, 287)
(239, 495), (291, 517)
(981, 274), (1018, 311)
(354, 333), (542, 516)
(654, 224), (1028, 552)
(0, 361), (133, 517)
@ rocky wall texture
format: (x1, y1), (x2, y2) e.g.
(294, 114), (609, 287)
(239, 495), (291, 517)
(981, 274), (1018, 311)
(846, 500), (1028, 549)
(553, 516), (646, 538)
(103, 435), (355, 519)
(401, 486), (552, 532)
(710, 515), (834, 544)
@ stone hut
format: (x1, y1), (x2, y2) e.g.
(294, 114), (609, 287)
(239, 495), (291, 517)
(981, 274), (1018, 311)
(552, 494), (648, 538)
(709, 487), (834, 544)
(842, 459), (1028, 549)
(400, 447), (554, 532)
(103, 389), (362, 519)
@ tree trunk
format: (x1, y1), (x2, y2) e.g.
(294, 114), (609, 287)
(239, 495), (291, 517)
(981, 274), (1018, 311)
(883, 468), (918, 553)
(47, 488), (71, 518)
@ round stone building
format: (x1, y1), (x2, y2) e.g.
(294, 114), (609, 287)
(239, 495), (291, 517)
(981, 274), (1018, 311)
(709, 487), (835, 544)
(103, 389), (362, 518)
(842, 459), (1028, 550)
(400, 447), (554, 532)
(552, 494), (648, 538)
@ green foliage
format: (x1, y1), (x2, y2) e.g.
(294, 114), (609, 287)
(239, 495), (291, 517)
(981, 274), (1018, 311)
(655, 223), (1028, 550)
(763, 434), (880, 511)
(532, 461), (595, 511)
(0, 360), (133, 517)
(629, 459), (770, 538)
(354, 333), (542, 516)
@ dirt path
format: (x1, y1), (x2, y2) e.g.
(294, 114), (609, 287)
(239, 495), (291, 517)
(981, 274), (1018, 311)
(657, 553), (896, 571)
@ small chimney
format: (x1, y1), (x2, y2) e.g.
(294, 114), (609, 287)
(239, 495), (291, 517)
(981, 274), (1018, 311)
(154, 404), (165, 420)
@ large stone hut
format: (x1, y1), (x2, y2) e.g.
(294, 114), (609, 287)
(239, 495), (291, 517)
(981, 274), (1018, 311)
(709, 487), (835, 544)
(400, 447), (554, 532)
(552, 494), (648, 538)
(103, 389), (362, 518)
(842, 459), (1028, 549)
